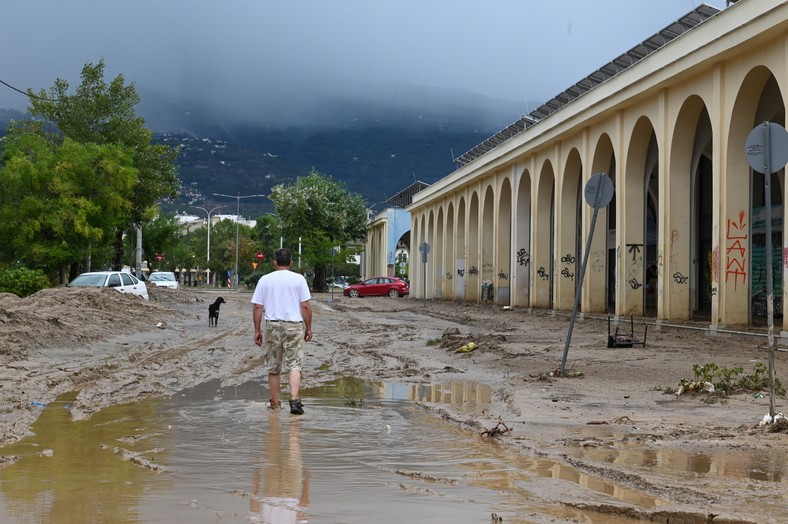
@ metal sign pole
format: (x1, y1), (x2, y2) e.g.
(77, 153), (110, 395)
(761, 122), (776, 418)
(419, 242), (430, 306)
(560, 173), (613, 374)
(745, 121), (788, 418)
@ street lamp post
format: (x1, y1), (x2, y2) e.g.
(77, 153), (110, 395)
(213, 193), (266, 290)
(265, 212), (284, 249)
(194, 205), (226, 286)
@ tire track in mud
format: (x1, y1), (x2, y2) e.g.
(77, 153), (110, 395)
(65, 301), (260, 420)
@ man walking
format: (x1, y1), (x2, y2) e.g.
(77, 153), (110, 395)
(252, 248), (313, 415)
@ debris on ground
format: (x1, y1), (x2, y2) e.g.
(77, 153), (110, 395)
(758, 412), (787, 427)
(549, 368), (584, 378)
(454, 342), (477, 354)
(436, 327), (505, 354)
(480, 419), (512, 438)
(675, 381), (715, 397)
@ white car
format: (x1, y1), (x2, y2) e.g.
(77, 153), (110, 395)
(67, 271), (149, 300)
(148, 271), (180, 290)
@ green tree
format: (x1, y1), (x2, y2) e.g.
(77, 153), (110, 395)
(269, 169), (367, 291)
(210, 218), (257, 286)
(138, 211), (181, 272)
(25, 59), (179, 274)
(252, 213), (283, 264)
(0, 127), (136, 279)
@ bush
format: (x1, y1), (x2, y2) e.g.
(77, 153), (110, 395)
(243, 271), (266, 290)
(0, 268), (51, 297)
(739, 362), (785, 396)
(673, 361), (785, 397)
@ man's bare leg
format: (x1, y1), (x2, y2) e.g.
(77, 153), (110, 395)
(289, 369), (301, 400)
(268, 373), (281, 406)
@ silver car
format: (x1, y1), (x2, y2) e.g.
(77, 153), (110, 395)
(67, 271), (150, 300)
(148, 271), (180, 290)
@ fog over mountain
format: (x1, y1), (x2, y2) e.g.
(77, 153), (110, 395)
(135, 80), (525, 137)
(0, 79), (525, 213)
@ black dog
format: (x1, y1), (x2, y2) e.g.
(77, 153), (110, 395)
(208, 297), (226, 326)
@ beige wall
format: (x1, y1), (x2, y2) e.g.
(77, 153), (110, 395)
(404, 0), (787, 329)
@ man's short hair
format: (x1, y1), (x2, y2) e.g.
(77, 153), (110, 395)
(275, 248), (292, 267)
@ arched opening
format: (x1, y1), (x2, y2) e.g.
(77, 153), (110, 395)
(589, 134), (616, 313)
(445, 202), (455, 300)
(514, 171), (532, 307)
(435, 207), (444, 299)
(725, 66), (785, 326)
(481, 185), (496, 301)
(498, 178), (513, 306)
(456, 198), (467, 300)
(535, 161), (555, 308)
(558, 149), (583, 310)
(426, 210), (435, 298)
(668, 95), (708, 321)
(624, 116), (658, 317)
(468, 193), (480, 301)
(748, 74), (785, 324)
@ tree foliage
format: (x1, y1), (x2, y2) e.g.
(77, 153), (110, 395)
(27, 59), (180, 226)
(0, 128), (136, 273)
(269, 169), (367, 290)
(0, 60), (180, 279)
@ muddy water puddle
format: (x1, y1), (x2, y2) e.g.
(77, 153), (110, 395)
(0, 377), (769, 523)
(559, 424), (788, 483)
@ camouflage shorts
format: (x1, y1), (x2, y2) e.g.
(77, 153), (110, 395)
(263, 321), (305, 374)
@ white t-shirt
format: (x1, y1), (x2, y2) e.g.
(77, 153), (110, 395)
(251, 270), (311, 321)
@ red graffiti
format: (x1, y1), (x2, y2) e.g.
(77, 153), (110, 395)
(726, 211), (747, 239)
(725, 211), (747, 291)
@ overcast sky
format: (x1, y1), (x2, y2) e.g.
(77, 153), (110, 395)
(1, 1), (728, 117)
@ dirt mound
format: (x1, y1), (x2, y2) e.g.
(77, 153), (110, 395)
(146, 284), (206, 306)
(0, 287), (187, 360)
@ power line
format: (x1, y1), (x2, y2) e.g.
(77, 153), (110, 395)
(0, 79), (62, 102)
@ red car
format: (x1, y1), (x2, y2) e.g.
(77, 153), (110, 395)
(343, 277), (409, 298)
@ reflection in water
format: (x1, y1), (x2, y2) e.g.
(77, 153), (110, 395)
(561, 424), (788, 483)
(314, 377), (493, 412)
(0, 378), (782, 523)
(250, 413), (309, 523)
(0, 392), (171, 524)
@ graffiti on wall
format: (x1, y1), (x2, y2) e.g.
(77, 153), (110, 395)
(457, 268), (465, 277)
(560, 253), (575, 281)
(627, 252), (643, 281)
(537, 267), (549, 280)
(468, 266), (479, 276)
(516, 248), (530, 267)
(725, 211), (748, 291)
(498, 271), (509, 280)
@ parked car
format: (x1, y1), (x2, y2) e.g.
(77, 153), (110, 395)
(343, 276), (409, 298)
(148, 271), (180, 290)
(67, 271), (149, 300)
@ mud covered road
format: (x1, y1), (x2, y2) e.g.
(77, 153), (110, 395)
(0, 285), (786, 522)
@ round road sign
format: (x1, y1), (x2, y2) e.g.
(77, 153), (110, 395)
(584, 173), (614, 209)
